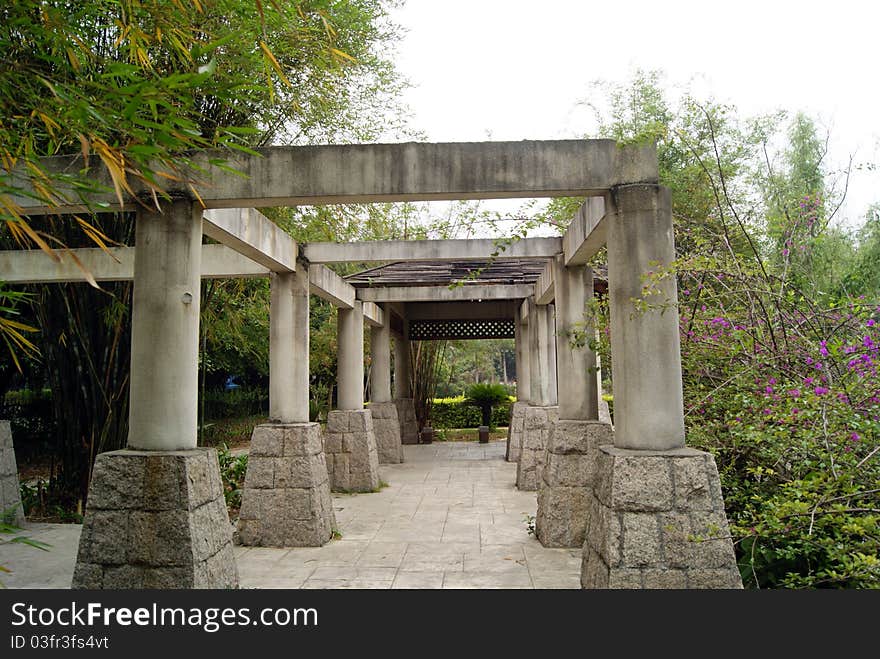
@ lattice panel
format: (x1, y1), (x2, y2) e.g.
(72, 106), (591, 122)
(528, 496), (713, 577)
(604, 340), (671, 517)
(409, 318), (515, 341)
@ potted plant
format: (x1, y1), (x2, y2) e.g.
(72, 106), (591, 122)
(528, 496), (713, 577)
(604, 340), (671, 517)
(464, 383), (510, 443)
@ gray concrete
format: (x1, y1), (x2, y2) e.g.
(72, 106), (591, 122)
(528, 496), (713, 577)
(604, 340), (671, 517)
(534, 258), (555, 305)
(563, 196), (608, 265)
(369, 401), (404, 464)
(506, 401), (528, 463)
(554, 257), (598, 420)
(337, 302), (365, 411)
(406, 300), (517, 321)
(581, 446), (742, 589)
(305, 237), (561, 263)
(0, 243), (268, 284)
(324, 410), (380, 492)
(292, 268), (311, 422)
(12, 140), (659, 214)
(393, 336), (412, 399)
(128, 199), (201, 451)
(357, 284), (534, 303)
(394, 399), (419, 445)
(2, 443), (583, 590)
(515, 305), (531, 404)
(202, 207), (297, 273)
(369, 312), (392, 403)
(308, 263), (355, 308)
(72, 448), (239, 589)
(237, 423), (335, 547)
(269, 272), (297, 422)
(0, 421), (25, 525)
(607, 184), (685, 450)
(528, 301), (557, 406)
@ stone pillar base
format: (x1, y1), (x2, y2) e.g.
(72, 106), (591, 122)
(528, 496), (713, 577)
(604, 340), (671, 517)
(394, 399), (419, 445)
(516, 406), (558, 491)
(237, 423), (336, 547)
(581, 446), (743, 589)
(536, 420), (613, 548)
(72, 448), (238, 589)
(506, 402), (528, 462)
(369, 401), (404, 464)
(0, 421), (25, 526)
(324, 410), (380, 492)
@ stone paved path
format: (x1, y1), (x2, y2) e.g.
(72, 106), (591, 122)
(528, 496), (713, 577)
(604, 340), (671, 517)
(2, 441), (582, 589)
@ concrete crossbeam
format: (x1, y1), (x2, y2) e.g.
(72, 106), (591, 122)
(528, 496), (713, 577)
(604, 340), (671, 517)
(404, 300), (517, 320)
(534, 259), (555, 304)
(520, 298), (531, 323)
(304, 237), (561, 263)
(11, 140), (659, 214)
(362, 302), (384, 328)
(0, 244), (269, 284)
(202, 208), (297, 273)
(357, 284), (533, 303)
(308, 264), (355, 309)
(563, 197), (607, 266)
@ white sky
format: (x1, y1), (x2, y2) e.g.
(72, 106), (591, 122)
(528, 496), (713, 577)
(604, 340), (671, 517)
(388, 0), (879, 228)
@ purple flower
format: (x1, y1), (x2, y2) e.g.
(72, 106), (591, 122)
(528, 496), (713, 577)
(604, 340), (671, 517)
(764, 386), (774, 394)
(789, 389), (801, 398)
(782, 248), (790, 257)
(850, 432), (860, 442)
(819, 340), (829, 357)
(867, 319), (876, 327)
(814, 386), (829, 395)
(804, 377), (814, 386)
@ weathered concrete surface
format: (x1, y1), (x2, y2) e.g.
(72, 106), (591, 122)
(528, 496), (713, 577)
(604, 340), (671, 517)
(237, 423), (335, 547)
(202, 207), (296, 273)
(370, 401), (404, 464)
(305, 237), (561, 263)
(506, 401), (528, 463)
(394, 399), (419, 445)
(393, 338), (412, 399)
(357, 284), (534, 303)
(554, 258), (598, 420)
(324, 410), (380, 492)
(535, 420), (612, 547)
(370, 315), (392, 403)
(563, 196), (607, 266)
(309, 263), (355, 308)
(516, 406), (558, 491)
(607, 184), (685, 450)
(581, 446), (742, 589)
(529, 302), (557, 407)
(406, 300), (517, 321)
(269, 272), (297, 422)
(14, 140), (659, 214)
(128, 200), (201, 451)
(0, 421), (25, 525)
(72, 448), (238, 589)
(337, 302), (365, 411)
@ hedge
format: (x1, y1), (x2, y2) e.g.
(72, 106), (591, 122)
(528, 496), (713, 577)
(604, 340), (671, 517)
(428, 395), (514, 429)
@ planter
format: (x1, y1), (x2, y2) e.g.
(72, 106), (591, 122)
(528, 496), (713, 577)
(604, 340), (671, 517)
(420, 426), (434, 444)
(478, 425), (490, 443)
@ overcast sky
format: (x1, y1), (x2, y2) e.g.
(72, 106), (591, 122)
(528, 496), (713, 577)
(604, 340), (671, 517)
(388, 0), (879, 226)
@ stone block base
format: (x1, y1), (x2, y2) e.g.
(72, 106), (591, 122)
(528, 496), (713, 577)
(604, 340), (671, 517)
(323, 410), (380, 492)
(506, 402), (528, 462)
(370, 401), (404, 464)
(72, 448), (238, 589)
(237, 423), (336, 547)
(516, 406), (557, 491)
(581, 446), (742, 589)
(0, 420), (25, 525)
(394, 398), (419, 445)
(536, 420), (613, 547)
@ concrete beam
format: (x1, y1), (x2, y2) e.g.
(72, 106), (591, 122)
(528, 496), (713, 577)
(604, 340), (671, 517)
(202, 208), (296, 273)
(520, 298), (531, 323)
(362, 302), (384, 328)
(0, 244), (268, 284)
(404, 300), (517, 321)
(12, 140), (659, 214)
(357, 284), (533, 303)
(304, 237), (561, 263)
(534, 259), (555, 304)
(307, 264), (355, 309)
(563, 196), (607, 266)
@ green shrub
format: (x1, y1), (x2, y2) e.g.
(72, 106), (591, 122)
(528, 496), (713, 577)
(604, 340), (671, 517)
(216, 444), (248, 512)
(201, 386), (268, 421)
(430, 394), (513, 429)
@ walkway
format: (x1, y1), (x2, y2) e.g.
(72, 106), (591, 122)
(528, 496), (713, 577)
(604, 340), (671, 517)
(2, 441), (582, 589)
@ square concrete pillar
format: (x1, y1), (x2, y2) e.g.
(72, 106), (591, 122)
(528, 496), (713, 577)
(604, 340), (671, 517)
(337, 301), (364, 411)
(74, 200), (237, 589)
(507, 304), (530, 463)
(393, 334), (419, 445)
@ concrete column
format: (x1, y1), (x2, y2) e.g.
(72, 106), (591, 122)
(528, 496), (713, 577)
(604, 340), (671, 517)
(337, 300), (364, 410)
(607, 184), (685, 450)
(515, 306), (531, 403)
(269, 272), (296, 422)
(545, 303), (558, 406)
(128, 199), (201, 451)
(370, 308), (392, 403)
(393, 335), (411, 398)
(291, 267), (310, 422)
(554, 256), (598, 420)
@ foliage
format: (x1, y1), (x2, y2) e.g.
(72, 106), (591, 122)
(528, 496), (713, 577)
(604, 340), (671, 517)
(216, 444), (248, 513)
(430, 394), (513, 430)
(463, 383), (512, 427)
(590, 70), (879, 588)
(410, 340), (447, 432)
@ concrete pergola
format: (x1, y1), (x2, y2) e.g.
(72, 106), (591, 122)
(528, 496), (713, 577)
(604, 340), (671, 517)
(2, 139), (742, 589)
